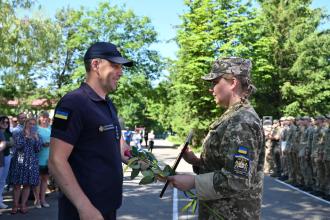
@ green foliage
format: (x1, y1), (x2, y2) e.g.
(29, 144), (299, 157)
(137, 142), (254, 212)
(166, 135), (183, 146)
(281, 32), (330, 115)
(0, 1), (165, 128)
(0, 0), (59, 113)
(125, 146), (174, 185)
(162, 0), (330, 147)
(167, 0), (259, 143)
(255, 0), (330, 117)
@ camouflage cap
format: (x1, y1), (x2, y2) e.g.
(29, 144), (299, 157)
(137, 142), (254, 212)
(201, 57), (252, 81)
(279, 117), (286, 121)
(315, 115), (325, 120)
(325, 114), (330, 119)
(302, 116), (311, 120)
(287, 116), (295, 121)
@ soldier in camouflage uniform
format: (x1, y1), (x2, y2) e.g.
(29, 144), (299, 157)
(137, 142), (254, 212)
(264, 122), (274, 174)
(298, 116), (314, 190)
(285, 116), (297, 184)
(292, 117), (304, 186)
(269, 120), (282, 177)
(279, 117), (290, 180)
(323, 114), (330, 199)
(311, 116), (327, 194)
(167, 57), (265, 220)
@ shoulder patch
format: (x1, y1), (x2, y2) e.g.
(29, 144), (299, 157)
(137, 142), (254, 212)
(52, 108), (72, 131)
(233, 154), (250, 177)
(238, 146), (248, 155)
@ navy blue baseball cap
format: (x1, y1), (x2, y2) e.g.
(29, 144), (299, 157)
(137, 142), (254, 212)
(84, 42), (133, 67)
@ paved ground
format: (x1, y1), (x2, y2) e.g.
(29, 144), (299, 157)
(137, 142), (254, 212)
(1, 139), (329, 219)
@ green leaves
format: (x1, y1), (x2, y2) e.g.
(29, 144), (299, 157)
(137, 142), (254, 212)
(162, 165), (175, 177)
(125, 147), (175, 185)
(139, 175), (155, 185)
(139, 170), (155, 185)
(254, 0), (330, 117)
(0, 1), (164, 120)
(181, 200), (196, 213)
(131, 169), (140, 180)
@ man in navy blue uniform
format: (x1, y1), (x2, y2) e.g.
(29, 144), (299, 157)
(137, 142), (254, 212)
(49, 42), (133, 220)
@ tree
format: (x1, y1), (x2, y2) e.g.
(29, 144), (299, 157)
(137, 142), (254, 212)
(44, 2), (165, 128)
(0, 0), (59, 113)
(0, 1), (165, 126)
(281, 31), (330, 115)
(168, 0), (259, 143)
(256, 0), (330, 116)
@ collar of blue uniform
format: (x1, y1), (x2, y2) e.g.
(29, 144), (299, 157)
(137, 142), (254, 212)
(81, 82), (106, 102)
(209, 99), (250, 129)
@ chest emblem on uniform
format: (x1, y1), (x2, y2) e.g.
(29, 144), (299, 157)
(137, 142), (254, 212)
(99, 124), (115, 132)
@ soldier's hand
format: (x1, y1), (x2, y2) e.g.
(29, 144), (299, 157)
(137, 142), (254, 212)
(182, 146), (200, 166)
(167, 174), (195, 191)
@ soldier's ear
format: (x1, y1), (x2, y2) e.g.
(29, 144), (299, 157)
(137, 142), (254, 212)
(230, 77), (239, 90)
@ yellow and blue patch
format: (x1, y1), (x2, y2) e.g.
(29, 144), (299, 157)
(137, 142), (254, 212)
(238, 146), (248, 155)
(52, 108), (71, 131)
(55, 110), (69, 120)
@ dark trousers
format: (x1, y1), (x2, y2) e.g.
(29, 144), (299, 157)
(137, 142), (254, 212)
(148, 140), (154, 152)
(272, 145), (282, 175)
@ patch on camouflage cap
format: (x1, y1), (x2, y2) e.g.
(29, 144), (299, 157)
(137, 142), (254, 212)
(201, 57), (252, 81)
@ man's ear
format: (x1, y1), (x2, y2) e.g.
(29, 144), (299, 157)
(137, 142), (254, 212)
(91, 59), (99, 71)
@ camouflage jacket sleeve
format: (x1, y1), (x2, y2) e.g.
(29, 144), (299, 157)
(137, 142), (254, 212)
(195, 118), (264, 200)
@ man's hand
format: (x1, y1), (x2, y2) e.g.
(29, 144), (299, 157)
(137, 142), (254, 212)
(167, 174), (195, 191)
(183, 146), (200, 166)
(138, 160), (149, 171)
(78, 204), (104, 220)
(120, 137), (131, 164)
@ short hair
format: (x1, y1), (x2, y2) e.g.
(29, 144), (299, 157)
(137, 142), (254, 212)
(84, 59), (93, 73)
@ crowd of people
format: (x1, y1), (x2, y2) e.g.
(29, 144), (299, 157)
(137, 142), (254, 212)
(0, 111), (52, 215)
(264, 115), (330, 200)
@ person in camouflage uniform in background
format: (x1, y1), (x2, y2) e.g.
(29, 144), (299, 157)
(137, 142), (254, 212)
(264, 122), (274, 174)
(311, 116), (327, 195)
(279, 117), (290, 180)
(323, 115), (330, 199)
(167, 57), (265, 220)
(292, 117), (304, 186)
(298, 116), (314, 191)
(269, 120), (282, 177)
(285, 116), (297, 184)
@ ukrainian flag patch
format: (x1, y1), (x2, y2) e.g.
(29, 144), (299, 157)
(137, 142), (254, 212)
(52, 107), (71, 131)
(55, 110), (69, 120)
(238, 146), (248, 155)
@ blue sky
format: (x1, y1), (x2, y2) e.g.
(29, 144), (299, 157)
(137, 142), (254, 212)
(31, 0), (329, 59)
